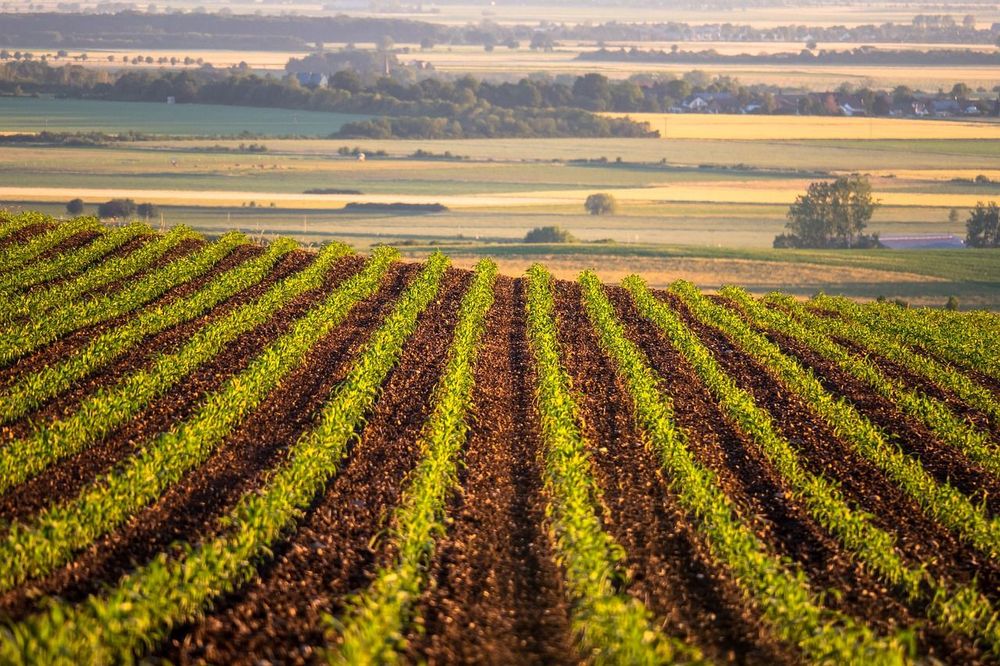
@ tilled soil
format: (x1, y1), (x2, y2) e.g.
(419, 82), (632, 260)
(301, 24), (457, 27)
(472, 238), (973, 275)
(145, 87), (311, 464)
(157, 269), (470, 665)
(0, 258), (411, 620)
(666, 294), (1000, 608)
(0, 223), (52, 251)
(552, 282), (795, 664)
(0, 242), (257, 387)
(634, 291), (984, 662)
(0, 255), (367, 524)
(0, 249), (314, 441)
(34, 231), (101, 262)
(407, 277), (577, 665)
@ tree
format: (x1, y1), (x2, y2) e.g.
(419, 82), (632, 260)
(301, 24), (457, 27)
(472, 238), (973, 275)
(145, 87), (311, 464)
(949, 208), (960, 225)
(778, 175), (880, 248)
(584, 192), (618, 215)
(97, 198), (137, 219)
(137, 202), (159, 219)
(965, 201), (999, 247)
(524, 226), (577, 243)
(66, 198), (84, 216)
(573, 73), (611, 111)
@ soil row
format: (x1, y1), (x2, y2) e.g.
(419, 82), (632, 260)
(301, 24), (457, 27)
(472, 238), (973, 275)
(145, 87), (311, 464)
(156, 268), (470, 665)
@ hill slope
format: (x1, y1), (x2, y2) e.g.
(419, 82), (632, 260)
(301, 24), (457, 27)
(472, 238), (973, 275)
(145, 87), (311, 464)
(0, 213), (999, 664)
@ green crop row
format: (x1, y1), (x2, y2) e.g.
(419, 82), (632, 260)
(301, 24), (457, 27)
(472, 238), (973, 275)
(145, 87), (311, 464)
(814, 296), (1000, 384)
(0, 211), (48, 242)
(0, 224), (201, 327)
(623, 278), (1000, 655)
(0, 252), (450, 665)
(0, 231), (247, 367)
(0, 237), (297, 428)
(0, 246), (397, 591)
(778, 295), (1000, 430)
(727, 288), (1000, 478)
(330, 259), (496, 663)
(0, 217), (103, 275)
(671, 282), (1000, 559)
(0, 242), (351, 495)
(525, 264), (702, 665)
(0, 222), (150, 296)
(589, 273), (909, 664)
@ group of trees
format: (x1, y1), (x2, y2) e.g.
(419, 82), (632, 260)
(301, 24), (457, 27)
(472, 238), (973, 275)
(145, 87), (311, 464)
(774, 176), (882, 249)
(67, 198), (159, 220)
(966, 202), (1000, 248)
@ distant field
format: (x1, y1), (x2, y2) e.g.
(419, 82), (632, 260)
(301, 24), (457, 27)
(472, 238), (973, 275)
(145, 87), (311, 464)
(608, 113), (1000, 141)
(0, 96), (366, 136)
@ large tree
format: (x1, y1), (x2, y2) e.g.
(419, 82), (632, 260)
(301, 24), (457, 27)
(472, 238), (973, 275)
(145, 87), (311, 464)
(965, 202), (999, 247)
(777, 175), (880, 248)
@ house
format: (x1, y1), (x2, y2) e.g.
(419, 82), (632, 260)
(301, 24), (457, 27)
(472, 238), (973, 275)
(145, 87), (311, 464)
(295, 72), (329, 88)
(929, 99), (962, 117)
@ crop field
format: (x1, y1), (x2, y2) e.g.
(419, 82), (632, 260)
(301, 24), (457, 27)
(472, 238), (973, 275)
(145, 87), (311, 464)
(1, 211), (999, 664)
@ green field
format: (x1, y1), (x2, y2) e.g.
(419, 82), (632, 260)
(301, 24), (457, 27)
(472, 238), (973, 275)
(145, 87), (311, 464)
(0, 96), (367, 136)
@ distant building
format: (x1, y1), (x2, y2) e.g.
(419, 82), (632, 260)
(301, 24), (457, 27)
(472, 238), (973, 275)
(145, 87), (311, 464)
(295, 72), (329, 88)
(166, 96), (175, 104)
(880, 234), (965, 250)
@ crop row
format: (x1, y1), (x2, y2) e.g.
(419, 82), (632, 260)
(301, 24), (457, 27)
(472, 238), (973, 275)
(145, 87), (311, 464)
(0, 252), (450, 664)
(331, 259), (496, 662)
(524, 264), (701, 664)
(623, 279), (1000, 654)
(0, 224), (201, 326)
(0, 216), (101, 276)
(594, 274), (908, 663)
(0, 246), (396, 591)
(0, 222), (150, 296)
(0, 230), (248, 367)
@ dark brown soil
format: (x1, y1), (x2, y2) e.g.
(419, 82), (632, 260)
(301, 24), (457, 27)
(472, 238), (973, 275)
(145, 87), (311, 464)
(665, 292), (1000, 605)
(34, 231), (101, 262)
(0, 255), (367, 524)
(156, 269), (470, 665)
(620, 290), (983, 663)
(552, 281), (795, 665)
(407, 277), (577, 665)
(0, 259), (414, 621)
(0, 223), (53, 252)
(0, 243), (259, 387)
(0, 249), (314, 441)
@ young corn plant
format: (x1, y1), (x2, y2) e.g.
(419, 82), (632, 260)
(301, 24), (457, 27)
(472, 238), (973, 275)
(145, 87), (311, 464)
(0, 216), (102, 274)
(671, 281), (1000, 559)
(0, 251), (450, 665)
(0, 222), (150, 296)
(724, 287), (1000, 478)
(0, 236), (298, 427)
(0, 224), (202, 326)
(328, 259), (496, 663)
(625, 277), (1000, 655)
(0, 211), (47, 243)
(782, 294), (1000, 426)
(587, 273), (911, 665)
(814, 296), (1000, 384)
(0, 242), (352, 494)
(0, 231), (248, 366)
(525, 264), (703, 666)
(0, 246), (400, 591)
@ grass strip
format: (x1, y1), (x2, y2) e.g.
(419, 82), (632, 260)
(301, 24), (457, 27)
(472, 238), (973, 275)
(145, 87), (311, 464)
(625, 277), (1000, 655)
(0, 251), (448, 665)
(592, 273), (911, 664)
(0, 246), (398, 591)
(0, 242), (352, 494)
(0, 231), (247, 367)
(525, 264), (703, 665)
(727, 288), (1000, 478)
(328, 259), (496, 663)
(0, 223), (150, 296)
(0, 237), (297, 427)
(783, 295), (1000, 427)
(670, 281), (1000, 559)
(0, 217), (103, 275)
(0, 224), (201, 326)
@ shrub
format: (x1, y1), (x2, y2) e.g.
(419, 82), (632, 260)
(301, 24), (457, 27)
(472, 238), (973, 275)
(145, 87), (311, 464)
(584, 193), (618, 216)
(524, 226), (577, 243)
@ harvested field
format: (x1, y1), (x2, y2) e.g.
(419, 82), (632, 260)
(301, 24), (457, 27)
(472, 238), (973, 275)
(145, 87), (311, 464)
(1, 212), (998, 664)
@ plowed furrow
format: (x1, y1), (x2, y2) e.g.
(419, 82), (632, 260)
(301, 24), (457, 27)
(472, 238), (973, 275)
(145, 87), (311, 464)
(408, 277), (576, 665)
(156, 269), (469, 665)
(552, 281), (792, 665)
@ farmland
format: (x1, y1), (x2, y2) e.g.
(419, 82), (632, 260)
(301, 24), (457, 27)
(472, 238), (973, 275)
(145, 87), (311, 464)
(0, 212), (999, 663)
